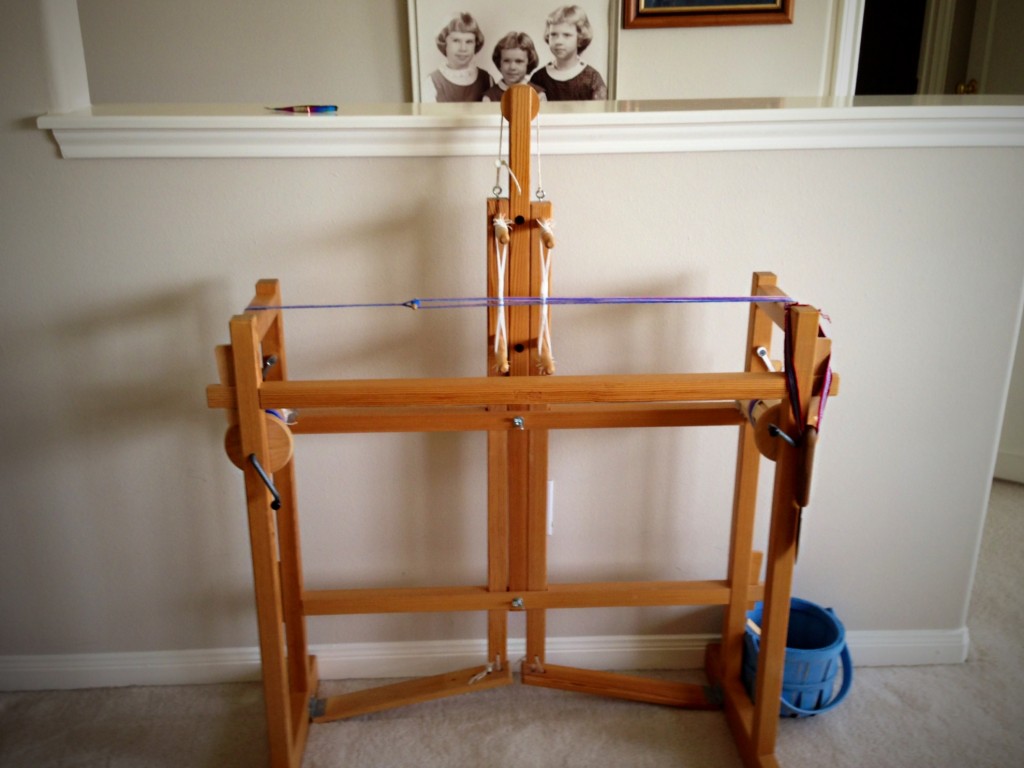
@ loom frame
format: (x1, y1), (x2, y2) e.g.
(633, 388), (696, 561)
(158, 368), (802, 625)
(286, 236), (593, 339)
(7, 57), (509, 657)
(205, 85), (838, 768)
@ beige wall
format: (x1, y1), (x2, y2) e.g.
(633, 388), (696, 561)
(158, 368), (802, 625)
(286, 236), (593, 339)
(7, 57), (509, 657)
(2, 2), (1022, 679)
(77, 0), (844, 103)
(616, 1), (840, 98)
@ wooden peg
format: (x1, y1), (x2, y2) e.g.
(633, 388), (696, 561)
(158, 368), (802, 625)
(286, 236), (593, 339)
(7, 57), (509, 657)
(500, 83), (541, 123)
(495, 344), (510, 375)
(537, 349), (556, 375)
(493, 215), (510, 245)
(538, 220), (555, 249)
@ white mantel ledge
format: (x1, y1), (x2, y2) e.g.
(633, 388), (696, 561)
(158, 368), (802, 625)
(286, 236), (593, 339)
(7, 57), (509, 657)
(37, 96), (1024, 159)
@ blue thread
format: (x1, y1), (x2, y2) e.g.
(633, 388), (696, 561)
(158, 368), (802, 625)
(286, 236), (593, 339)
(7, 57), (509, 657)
(246, 295), (796, 312)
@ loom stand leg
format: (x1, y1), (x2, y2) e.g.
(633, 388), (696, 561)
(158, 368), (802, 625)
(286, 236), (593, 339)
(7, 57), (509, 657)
(231, 306), (316, 768)
(710, 300), (822, 768)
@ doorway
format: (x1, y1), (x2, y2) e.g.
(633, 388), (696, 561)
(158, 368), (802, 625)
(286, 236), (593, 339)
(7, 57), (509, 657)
(855, 0), (928, 95)
(856, 0), (1024, 96)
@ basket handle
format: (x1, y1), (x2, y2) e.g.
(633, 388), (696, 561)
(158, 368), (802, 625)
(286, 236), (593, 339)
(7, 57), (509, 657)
(780, 644), (853, 717)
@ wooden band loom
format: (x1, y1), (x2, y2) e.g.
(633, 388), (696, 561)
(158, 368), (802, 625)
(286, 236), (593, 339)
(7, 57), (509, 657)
(206, 85), (839, 768)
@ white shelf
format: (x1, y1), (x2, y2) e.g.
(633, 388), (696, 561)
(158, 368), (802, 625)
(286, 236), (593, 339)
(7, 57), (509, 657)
(37, 96), (1024, 159)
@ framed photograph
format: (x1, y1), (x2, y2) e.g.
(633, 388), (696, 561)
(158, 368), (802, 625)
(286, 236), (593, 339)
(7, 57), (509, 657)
(623, 1), (793, 29)
(409, 2), (615, 102)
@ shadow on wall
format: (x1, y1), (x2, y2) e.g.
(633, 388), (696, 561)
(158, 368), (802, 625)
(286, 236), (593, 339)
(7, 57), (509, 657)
(273, 182), (486, 381)
(0, 279), (259, 651)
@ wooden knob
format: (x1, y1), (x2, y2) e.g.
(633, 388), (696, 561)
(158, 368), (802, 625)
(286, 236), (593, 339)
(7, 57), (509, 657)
(751, 401), (783, 461)
(500, 84), (540, 122)
(224, 412), (294, 473)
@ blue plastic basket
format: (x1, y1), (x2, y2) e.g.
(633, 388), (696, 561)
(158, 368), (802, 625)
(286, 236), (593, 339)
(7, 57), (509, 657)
(742, 597), (853, 717)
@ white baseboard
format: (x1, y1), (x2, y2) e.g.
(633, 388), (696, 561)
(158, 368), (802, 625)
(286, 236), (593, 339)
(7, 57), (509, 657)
(0, 628), (969, 692)
(994, 449), (1024, 484)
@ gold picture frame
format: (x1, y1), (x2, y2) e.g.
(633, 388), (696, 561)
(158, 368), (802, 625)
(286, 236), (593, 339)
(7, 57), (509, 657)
(623, 0), (793, 29)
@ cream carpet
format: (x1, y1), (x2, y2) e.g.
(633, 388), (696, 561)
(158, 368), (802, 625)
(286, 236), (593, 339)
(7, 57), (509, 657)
(1, 480), (1021, 767)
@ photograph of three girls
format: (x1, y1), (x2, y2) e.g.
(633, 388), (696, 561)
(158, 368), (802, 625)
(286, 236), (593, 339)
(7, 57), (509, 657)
(421, 5), (608, 102)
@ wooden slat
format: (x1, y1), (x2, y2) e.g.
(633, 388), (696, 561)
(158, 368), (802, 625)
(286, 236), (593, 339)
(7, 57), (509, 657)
(302, 580), (762, 615)
(304, 585), (504, 615)
(507, 428), (530, 595)
(287, 402), (746, 434)
(313, 665), (513, 723)
(486, 192), (512, 682)
(487, 420), (510, 670)
(522, 665), (719, 710)
(526, 417), (549, 666)
(525, 580), (755, 609)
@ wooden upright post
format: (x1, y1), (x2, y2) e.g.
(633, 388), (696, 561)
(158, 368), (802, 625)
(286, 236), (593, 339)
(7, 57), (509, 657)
(486, 86), (550, 672)
(720, 273), (776, 682)
(750, 304), (821, 756)
(229, 286), (314, 768)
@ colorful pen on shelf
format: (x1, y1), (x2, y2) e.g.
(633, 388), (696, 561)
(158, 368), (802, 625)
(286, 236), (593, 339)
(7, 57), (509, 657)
(267, 105), (338, 114)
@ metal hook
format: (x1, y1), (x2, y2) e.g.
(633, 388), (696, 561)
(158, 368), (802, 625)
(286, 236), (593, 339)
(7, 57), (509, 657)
(768, 425), (797, 448)
(248, 453), (281, 510)
(262, 354), (278, 376)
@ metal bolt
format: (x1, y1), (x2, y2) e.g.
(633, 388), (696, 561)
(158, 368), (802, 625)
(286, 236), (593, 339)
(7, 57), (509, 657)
(511, 597), (524, 609)
(755, 347), (774, 372)
(512, 417), (525, 430)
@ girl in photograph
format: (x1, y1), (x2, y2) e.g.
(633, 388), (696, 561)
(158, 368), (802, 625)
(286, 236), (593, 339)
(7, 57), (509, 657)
(422, 12), (493, 102)
(483, 31), (546, 102)
(529, 5), (607, 101)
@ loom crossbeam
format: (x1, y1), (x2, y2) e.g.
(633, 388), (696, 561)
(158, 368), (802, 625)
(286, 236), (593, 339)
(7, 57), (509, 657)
(206, 369), (837, 410)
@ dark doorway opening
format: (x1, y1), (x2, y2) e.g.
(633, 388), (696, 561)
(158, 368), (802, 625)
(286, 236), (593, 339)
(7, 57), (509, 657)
(855, 0), (929, 95)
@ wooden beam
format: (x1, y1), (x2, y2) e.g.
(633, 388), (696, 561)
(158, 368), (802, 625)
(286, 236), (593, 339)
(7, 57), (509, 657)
(313, 665), (513, 723)
(522, 665), (719, 709)
(288, 402), (745, 434)
(301, 580), (763, 615)
(208, 371), (803, 410)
